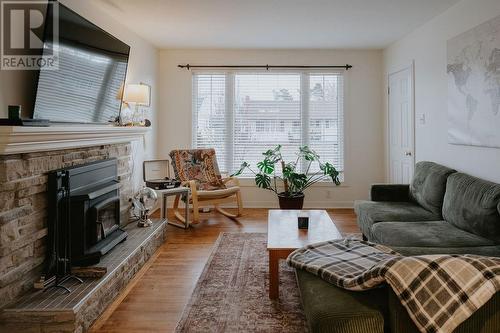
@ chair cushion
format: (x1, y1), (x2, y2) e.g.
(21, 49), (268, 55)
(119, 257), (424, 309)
(169, 149), (226, 190)
(409, 161), (456, 215)
(354, 200), (440, 240)
(371, 221), (497, 249)
(295, 269), (388, 333)
(443, 173), (500, 243)
(197, 186), (240, 199)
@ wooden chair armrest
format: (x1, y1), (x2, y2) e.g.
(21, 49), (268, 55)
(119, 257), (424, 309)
(181, 180), (198, 196)
(222, 176), (240, 187)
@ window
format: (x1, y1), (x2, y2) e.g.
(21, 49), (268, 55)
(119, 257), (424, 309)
(192, 71), (344, 177)
(256, 120), (266, 132)
(192, 74), (227, 169)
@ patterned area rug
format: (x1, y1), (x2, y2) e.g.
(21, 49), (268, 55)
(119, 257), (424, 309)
(174, 232), (309, 332)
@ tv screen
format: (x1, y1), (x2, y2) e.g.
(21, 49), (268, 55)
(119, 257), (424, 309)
(33, 2), (130, 124)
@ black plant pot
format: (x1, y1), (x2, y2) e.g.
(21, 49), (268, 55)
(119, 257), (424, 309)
(277, 192), (305, 210)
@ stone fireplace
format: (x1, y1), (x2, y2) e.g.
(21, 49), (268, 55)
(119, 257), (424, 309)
(0, 125), (166, 333)
(0, 143), (134, 308)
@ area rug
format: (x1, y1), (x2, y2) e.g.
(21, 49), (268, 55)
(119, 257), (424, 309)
(174, 232), (308, 332)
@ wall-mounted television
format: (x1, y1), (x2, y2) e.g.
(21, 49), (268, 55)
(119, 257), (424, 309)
(33, 2), (130, 124)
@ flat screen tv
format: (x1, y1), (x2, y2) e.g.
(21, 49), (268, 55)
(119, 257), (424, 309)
(33, 2), (130, 124)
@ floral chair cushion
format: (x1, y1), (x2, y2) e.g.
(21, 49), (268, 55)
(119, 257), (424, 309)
(169, 149), (226, 191)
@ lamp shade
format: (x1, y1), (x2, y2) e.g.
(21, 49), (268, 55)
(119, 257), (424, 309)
(123, 84), (150, 106)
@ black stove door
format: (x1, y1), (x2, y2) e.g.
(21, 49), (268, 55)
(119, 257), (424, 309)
(89, 195), (120, 245)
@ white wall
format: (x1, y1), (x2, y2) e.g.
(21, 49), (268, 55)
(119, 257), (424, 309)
(158, 49), (384, 208)
(0, 0), (160, 191)
(383, 0), (500, 183)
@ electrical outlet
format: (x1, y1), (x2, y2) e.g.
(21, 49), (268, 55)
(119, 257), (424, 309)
(419, 113), (426, 125)
(202, 207), (211, 213)
(326, 190), (332, 199)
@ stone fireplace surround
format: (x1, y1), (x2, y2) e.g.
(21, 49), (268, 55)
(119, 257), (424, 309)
(0, 125), (165, 332)
(0, 141), (135, 308)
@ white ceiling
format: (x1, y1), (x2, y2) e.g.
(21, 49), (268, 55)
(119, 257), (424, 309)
(94, 0), (461, 49)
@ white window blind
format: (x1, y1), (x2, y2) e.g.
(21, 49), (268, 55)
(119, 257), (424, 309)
(192, 73), (227, 170)
(192, 71), (345, 178)
(234, 73), (302, 175)
(308, 73), (344, 173)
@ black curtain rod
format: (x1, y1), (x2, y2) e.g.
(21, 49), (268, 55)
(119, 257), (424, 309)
(178, 64), (352, 70)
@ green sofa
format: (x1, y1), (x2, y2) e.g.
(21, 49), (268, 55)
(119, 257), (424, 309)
(295, 161), (500, 332)
(355, 161), (500, 256)
(296, 269), (500, 333)
(296, 269), (389, 333)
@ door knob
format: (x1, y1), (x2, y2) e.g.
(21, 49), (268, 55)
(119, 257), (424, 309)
(405, 151), (412, 156)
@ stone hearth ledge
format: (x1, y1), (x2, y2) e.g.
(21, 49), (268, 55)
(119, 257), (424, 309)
(0, 124), (150, 155)
(0, 218), (167, 333)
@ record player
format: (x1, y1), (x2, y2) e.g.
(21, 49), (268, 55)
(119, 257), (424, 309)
(145, 178), (181, 190)
(143, 160), (181, 190)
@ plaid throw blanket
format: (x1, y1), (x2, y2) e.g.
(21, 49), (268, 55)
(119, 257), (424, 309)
(287, 239), (500, 333)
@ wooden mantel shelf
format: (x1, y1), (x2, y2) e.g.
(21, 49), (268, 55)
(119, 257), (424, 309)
(0, 124), (151, 155)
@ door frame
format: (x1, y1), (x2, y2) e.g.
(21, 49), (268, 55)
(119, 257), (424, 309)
(387, 61), (416, 183)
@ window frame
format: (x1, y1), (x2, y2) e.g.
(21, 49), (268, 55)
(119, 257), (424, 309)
(191, 69), (347, 184)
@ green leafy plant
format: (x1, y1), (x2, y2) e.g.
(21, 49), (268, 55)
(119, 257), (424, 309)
(231, 145), (341, 197)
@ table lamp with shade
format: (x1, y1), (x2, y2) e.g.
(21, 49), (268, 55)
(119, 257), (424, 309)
(122, 83), (151, 126)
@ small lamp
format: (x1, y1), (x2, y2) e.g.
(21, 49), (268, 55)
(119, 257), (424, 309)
(123, 83), (151, 125)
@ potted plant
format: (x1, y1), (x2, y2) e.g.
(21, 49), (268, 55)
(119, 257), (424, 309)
(231, 145), (341, 209)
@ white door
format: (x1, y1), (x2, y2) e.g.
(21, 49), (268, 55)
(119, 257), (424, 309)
(388, 65), (415, 183)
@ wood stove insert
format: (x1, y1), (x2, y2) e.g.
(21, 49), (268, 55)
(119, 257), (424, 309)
(44, 159), (127, 288)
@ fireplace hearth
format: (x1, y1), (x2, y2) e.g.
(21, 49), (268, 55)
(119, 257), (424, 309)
(0, 142), (167, 333)
(45, 159), (127, 283)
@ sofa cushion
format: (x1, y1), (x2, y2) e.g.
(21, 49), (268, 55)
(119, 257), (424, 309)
(390, 245), (500, 257)
(371, 221), (497, 249)
(443, 173), (500, 243)
(410, 161), (456, 215)
(354, 200), (440, 240)
(295, 269), (388, 333)
(370, 184), (410, 202)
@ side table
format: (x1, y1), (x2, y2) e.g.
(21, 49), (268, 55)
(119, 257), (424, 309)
(159, 187), (190, 229)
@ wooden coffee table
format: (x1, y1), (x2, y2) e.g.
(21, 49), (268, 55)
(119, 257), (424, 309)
(267, 209), (342, 299)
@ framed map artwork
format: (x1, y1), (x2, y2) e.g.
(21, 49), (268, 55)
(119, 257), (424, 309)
(447, 14), (500, 148)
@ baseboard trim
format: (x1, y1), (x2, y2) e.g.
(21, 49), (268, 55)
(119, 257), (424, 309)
(156, 200), (354, 210)
(237, 201), (354, 209)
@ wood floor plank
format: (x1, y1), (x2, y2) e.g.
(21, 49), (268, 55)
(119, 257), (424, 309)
(90, 208), (358, 333)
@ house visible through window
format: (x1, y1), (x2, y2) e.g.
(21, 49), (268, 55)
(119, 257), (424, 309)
(192, 71), (344, 177)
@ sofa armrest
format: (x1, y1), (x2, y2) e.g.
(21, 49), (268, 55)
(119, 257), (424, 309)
(370, 184), (410, 202)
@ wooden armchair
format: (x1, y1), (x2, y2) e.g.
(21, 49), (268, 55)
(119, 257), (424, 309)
(169, 149), (243, 224)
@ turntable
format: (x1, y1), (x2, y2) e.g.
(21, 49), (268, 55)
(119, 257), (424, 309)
(143, 160), (181, 190)
(145, 178), (181, 190)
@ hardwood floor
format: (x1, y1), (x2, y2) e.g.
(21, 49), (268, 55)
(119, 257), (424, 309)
(91, 208), (359, 333)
